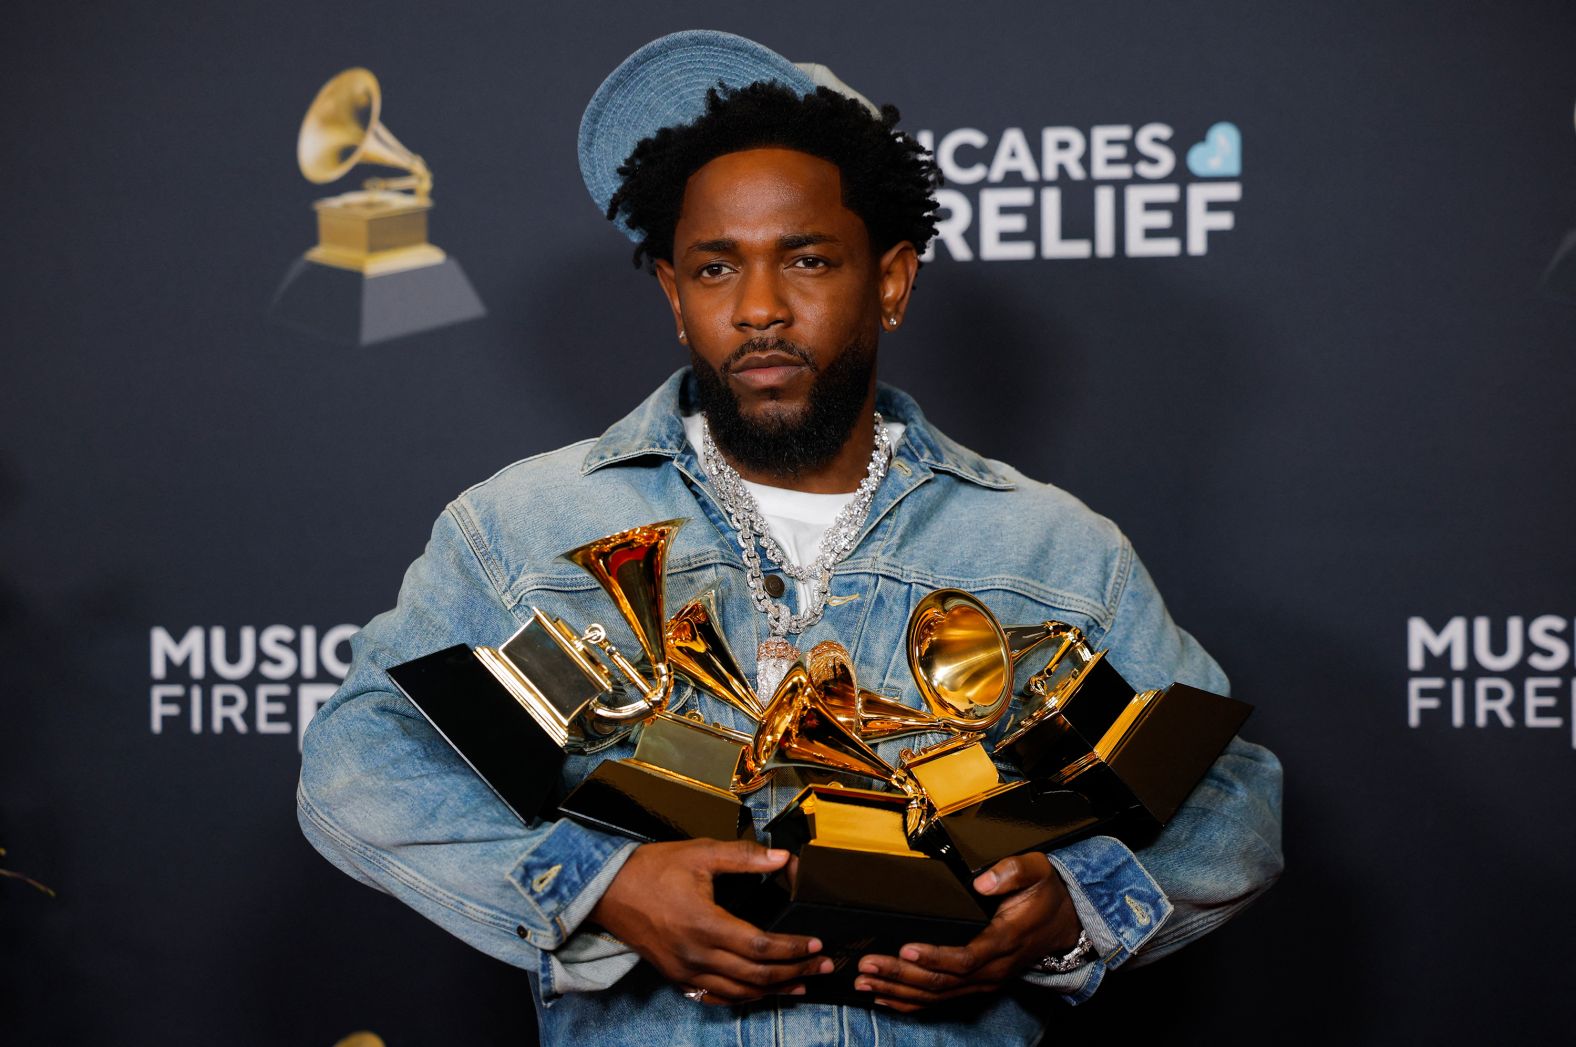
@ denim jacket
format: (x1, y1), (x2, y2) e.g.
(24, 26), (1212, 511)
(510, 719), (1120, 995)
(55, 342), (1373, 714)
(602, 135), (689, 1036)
(297, 369), (1283, 1046)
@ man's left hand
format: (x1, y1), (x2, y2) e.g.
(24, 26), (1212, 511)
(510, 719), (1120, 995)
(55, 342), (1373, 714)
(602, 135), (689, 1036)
(853, 852), (1083, 1012)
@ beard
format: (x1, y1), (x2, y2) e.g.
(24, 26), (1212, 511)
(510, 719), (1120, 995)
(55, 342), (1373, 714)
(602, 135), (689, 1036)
(691, 334), (876, 481)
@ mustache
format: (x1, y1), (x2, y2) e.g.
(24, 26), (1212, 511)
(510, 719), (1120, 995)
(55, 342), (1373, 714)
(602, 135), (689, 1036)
(722, 337), (817, 373)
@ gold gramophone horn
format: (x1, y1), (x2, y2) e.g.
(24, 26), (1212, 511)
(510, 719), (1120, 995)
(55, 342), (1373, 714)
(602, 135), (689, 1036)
(905, 589), (1017, 731)
(563, 520), (682, 668)
(559, 519), (685, 719)
(297, 68), (432, 201)
(665, 590), (763, 720)
(907, 588), (1087, 734)
(809, 641), (943, 742)
(736, 661), (918, 798)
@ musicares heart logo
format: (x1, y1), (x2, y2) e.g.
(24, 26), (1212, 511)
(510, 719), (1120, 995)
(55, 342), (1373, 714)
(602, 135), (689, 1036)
(1187, 122), (1242, 178)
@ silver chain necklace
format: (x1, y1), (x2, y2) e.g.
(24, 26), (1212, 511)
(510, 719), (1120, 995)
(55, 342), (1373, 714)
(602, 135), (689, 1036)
(699, 412), (892, 641)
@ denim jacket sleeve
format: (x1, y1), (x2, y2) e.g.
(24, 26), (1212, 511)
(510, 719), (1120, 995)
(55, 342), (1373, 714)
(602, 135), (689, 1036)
(295, 504), (641, 996)
(1020, 539), (1285, 1002)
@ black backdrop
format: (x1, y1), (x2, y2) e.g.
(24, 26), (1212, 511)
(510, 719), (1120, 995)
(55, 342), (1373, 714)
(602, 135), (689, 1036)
(4, 2), (1574, 1043)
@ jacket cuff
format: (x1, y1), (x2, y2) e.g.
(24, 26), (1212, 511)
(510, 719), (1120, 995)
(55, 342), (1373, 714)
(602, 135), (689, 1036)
(508, 817), (638, 949)
(1021, 835), (1172, 1003)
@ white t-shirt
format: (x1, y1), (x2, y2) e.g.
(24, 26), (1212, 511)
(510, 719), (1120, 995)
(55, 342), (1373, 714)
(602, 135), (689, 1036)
(681, 413), (906, 612)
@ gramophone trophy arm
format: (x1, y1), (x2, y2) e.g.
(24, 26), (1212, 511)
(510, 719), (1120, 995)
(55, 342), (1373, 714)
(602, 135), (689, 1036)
(363, 168), (433, 202)
(593, 664), (674, 723)
(1004, 621), (1085, 667)
(359, 173), (431, 198)
(577, 622), (673, 723)
(357, 118), (433, 201)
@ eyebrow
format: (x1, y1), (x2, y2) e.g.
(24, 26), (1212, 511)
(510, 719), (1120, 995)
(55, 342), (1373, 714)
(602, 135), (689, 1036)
(682, 232), (842, 255)
(779, 232), (840, 250)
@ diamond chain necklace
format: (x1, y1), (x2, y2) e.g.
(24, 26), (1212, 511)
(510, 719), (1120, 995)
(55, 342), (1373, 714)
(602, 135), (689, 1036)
(699, 412), (892, 638)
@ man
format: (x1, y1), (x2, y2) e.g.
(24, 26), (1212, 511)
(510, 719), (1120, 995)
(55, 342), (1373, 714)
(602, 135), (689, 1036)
(298, 30), (1283, 1045)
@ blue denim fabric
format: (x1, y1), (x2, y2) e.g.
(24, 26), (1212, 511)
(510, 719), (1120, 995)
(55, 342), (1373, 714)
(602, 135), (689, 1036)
(298, 369), (1283, 1046)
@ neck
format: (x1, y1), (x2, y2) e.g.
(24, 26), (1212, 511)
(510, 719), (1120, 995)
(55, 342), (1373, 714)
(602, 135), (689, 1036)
(717, 389), (879, 494)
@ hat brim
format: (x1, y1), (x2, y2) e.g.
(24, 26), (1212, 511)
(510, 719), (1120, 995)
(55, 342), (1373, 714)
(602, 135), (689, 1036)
(578, 30), (816, 242)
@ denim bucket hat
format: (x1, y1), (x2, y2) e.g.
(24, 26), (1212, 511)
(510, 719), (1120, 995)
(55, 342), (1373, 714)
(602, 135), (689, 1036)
(578, 30), (877, 242)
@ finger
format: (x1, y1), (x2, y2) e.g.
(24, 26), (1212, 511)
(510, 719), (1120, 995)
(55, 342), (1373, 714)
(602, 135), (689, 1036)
(895, 941), (976, 976)
(894, 928), (1013, 976)
(699, 946), (836, 989)
(852, 972), (997, 1004)
(686, 967), (819, 1005)
(856, 953), (966, 993)
(697, 838), (791, 875)
(699, 912), (824, 963)
(683, 972), (771, 1006)
(972, 852), (1052, 896)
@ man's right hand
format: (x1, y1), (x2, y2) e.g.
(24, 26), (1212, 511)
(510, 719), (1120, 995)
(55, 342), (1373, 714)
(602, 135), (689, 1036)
(589, 838), (832, 1005)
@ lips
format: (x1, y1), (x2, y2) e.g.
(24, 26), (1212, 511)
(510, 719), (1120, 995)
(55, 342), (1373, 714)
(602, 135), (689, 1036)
(726, 348), (812, 389)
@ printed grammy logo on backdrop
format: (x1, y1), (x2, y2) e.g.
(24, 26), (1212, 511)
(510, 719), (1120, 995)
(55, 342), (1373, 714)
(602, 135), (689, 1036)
(913, 120), (1243, 262)
(267, 68), (486, 346)
(1406, 616), (1576, 750)
(148, 625), (359, 748)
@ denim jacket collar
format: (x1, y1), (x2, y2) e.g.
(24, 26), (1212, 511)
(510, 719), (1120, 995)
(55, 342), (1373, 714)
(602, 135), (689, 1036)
(579, 368), (1014, 491)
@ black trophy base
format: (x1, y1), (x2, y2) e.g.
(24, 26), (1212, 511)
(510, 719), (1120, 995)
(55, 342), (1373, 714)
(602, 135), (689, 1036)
(745, 842), (990, 1003)
(267, 256), (485, 346)
(918, 781), (1104, 879)
(1003, 652), (1135, 779)
(558, 759), (755, 844)
(1062, 682), (1252, 828)
(386, 645), (564, 826)
(765, 900), (984, 1003)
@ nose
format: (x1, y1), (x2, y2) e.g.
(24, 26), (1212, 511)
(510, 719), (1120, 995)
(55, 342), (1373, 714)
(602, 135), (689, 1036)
(732, 266), (791, 331)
